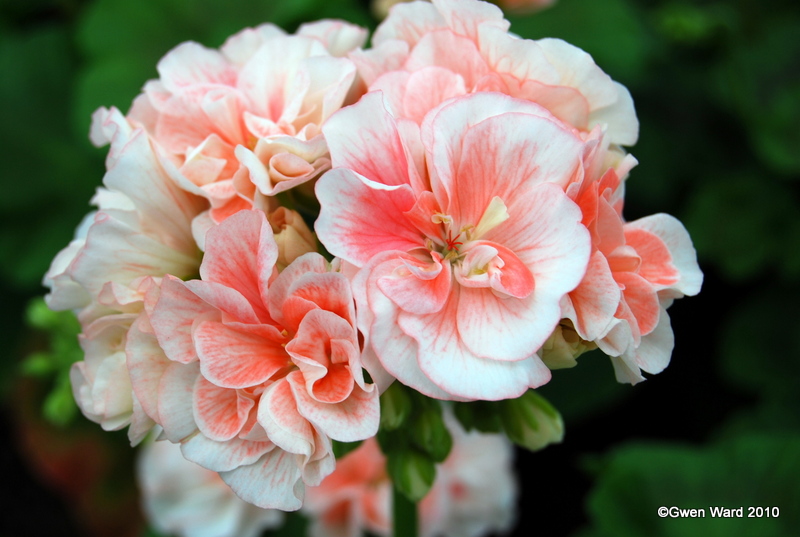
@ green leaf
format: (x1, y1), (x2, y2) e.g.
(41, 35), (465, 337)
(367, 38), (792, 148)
(580, 433), (800, 537)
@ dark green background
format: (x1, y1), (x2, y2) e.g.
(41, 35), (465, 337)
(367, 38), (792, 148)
(1, 0), (798, 535)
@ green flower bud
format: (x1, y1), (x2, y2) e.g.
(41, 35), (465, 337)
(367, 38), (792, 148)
(500, 390), (564, 451)
(540, 320), (596, 370)
(387, 448), (437, 502)
(380, 382), (412, 431)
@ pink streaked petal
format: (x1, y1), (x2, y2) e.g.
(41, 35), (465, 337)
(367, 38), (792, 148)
(183, 279), (261, 325)
(181, 433), (274, 473)
(566, 251), (620, 341)
(157, 41), (236, 92)
(258, 377), (315, 456)
(267, 252), (329, 326)
(220, 449), (304, 511)
(151, 275), (216, 364)
(634, 306), (674, 375)
(315, 169), (423, 266)
(377, 252), (452, 315)
(433, 0), (510, 41)
(297, 20), (368, 57)
(372, 1), (446, 47)
(200, 209), (277, 320)
(625, 214), (703, 297)
(616, 271), (661, 337)
(126, 314), (171, 422)
(456, 241), (534, 299)
(127, 395), (155, 446)
(157, 362), (200, 443)
(593, 196), (626, 256)
(289, 374), (380, 442)
(195, 321), (289, 389)
(407, 291), (551, 400)
(623, 227), (679, 289)
(322, 92), (421, 189)
(405, 31), (489, 89)
(278, 272), (355, 334)
(401, 67), (467, 124)
(193, 376), (254, 441)
(363, 256), (453, 400)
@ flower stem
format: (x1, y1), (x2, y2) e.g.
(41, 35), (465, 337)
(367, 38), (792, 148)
(393, 485), (418, 537)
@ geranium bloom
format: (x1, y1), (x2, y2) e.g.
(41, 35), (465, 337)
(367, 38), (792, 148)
(303, 412), (516, 537)
(44, 108), (206, 443)
(315, 91), (591, 400)
(352, 0), (637, 145)
(130, 210), (380, 510)
(547, 140), (703, 382)
(138, 439), (283, 537)
(127, 21), (367, 239)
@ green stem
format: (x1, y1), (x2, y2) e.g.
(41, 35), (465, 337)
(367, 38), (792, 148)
(393, 485), (419, 537)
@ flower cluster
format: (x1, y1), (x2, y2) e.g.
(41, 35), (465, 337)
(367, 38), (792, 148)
(44, 0), (701, 524)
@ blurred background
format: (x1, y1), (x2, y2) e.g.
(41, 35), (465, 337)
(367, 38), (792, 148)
(1, 0), (799, 535)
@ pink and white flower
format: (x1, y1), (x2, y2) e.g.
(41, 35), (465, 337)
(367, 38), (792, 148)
(138, 439), (283, 537)
(303, 413), (517, 537)
(130, 209), (379, 510)
(315, 91), (592, 400)
(127, 21), (367, 239)
(352, 0), (637, 145)
(550, 141), (703, 382)
(44, 108), (207, 443)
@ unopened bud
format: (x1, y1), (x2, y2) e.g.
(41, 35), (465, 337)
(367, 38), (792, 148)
(540, 320), (596, 370)
(268, 208), (317, 270)
(500, 391), (564, 451)
(387, 448), (436, 502)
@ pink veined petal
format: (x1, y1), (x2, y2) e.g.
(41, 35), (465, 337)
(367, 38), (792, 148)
(296, 20), (368, 58)
(633, 306), (674, 375)
(625, 213), (703, 297)
(433, 0), (510, 41)
(126, 314), (172, 422)
(193, 376), (254, 441)
(404, 289), (551, 400)
(289, 373), (380, 443)
(127, 395), (155, 446)
(322, 91), (422, 189)
(195, 321), (289, 389)
(267, 252), (329, 327)
(404, 30), (490, 90)
(362, 254), (455, 400)
(615, 271), (661, 337)
(377, 252), (452, 315)
(200, 209), (277, 321)
(151, 276), (216, 364)
(455, 241), (534, 299)
(277, 272), (356, 335)
(181, 433), (274, 473)
(421, 92), (575, 207)
(258, 377), (315, 457)
(157, 361), (200, 443)
(315, 169), (423, 267)
(285, 309), (358, 402)
(372, 1), (446, 48)
(220, 449), (305, 511)
(623, 227), (680, 290)
(400, 66), (467, 124)
(566, 251), (620, 341)
(156, 41), (237, 92)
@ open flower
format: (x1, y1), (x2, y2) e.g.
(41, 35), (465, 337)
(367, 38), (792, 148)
(352, 0), (637, 145)
(44, 108), (206, 443)
(127, 21), (367, 237)
(316, 91), (591, 400)
(131, 209), (379, 510)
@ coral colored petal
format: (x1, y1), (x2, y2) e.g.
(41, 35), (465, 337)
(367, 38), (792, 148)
(200, 210), (277, 320)
(315, 169), (423, 266)
(195, 321), (289, 389)
(258, 377), (315, 457)
(566, 251), (620, 341)
(151, 276), (215, 364)
(615, 271), (661, 337)
(623, 227), (680, 289)
(289, 374), (380, 442)
(193, 376), (254, 441)
(377, 252), (452, 315)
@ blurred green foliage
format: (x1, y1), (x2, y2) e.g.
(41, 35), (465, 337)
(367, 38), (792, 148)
(1, 0), (798, 535)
